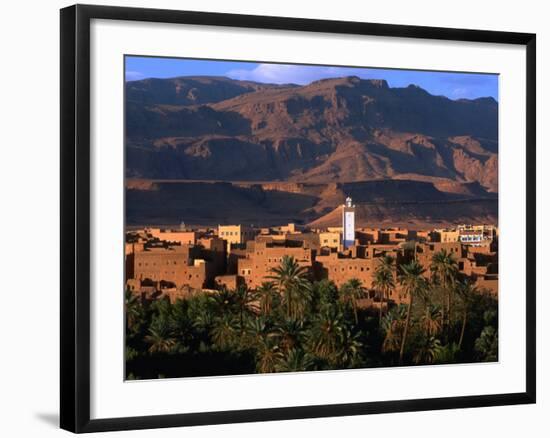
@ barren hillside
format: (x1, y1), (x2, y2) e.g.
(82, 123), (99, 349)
(125, 75), (498, 227)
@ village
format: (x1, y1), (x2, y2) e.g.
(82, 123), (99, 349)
(125, 198), (498, 308)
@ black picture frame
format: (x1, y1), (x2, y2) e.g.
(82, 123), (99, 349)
(60, 4), (536, 433)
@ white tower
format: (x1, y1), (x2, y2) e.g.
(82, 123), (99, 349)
(342, 197), (355, 249)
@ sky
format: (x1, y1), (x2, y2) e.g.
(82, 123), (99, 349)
(125, 56), (498, 101)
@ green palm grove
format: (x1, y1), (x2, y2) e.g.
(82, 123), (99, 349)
(126, 251), (498, 379)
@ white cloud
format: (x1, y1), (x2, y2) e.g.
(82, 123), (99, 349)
(450, 87), (469, 98)
(125, 70), (145, 81)
(226, 63), (367, 85)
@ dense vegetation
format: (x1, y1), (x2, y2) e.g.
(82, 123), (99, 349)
(125, 250), (498, 379)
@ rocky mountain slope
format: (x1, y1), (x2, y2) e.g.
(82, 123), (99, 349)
(125, 75), (498, 227)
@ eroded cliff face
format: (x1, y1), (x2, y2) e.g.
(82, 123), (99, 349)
(126, 75), (498, 189)
(125, 75), (498, 226)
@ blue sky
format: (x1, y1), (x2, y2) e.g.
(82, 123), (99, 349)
(125, 56), (498, 100)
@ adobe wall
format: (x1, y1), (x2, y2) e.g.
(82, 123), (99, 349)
(316, 255), (377, 288)
(238, 246), (314, 289)
(149, 229), (197, 245)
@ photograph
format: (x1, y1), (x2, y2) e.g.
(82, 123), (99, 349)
(0, 0), (542, 435)
(124, 57), (500, 380)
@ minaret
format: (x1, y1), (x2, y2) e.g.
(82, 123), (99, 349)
(342, 197), (355, 249)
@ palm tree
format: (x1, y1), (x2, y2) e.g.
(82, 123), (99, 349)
(254, 336), (283, 373)
(245, 315), (275, 348)
(421, 304), (443, 337)
(209, 288), (237, 317)
(268, 255), (312, 319)
(275, 317), (306, 353)
(255, 282), (278, 316)
(168, 299), (194, 345)
(455, 280), (478, 350)
(338, 329), (363, 368)
(339, 278), (365, 324)
(430, 249), (458, 326)
(412, 336), (442, 365)
(372, 256), (395, 326)
(187, 293), (215, 331)
(234, 285), (254, 330)
(210, 314), (239, 351)
(307, 306), (347, 366)
(379, 254), (395, 271)
(151, 296), (173, 316)
(125, 289), (141, 333)
(381, 305), (407, 354)
(275, 348), (315, 372)
(144, 318), (176, 354)
(191, 306), (215, 337)
(434, 342), (460, 364)
(474, 326), (498, 362)
(398, 260), (427, 364)
(313, 279), (339, 310)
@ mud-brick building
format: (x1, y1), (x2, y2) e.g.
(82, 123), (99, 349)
(217, 224), (258, 249)
(179, 259), (216, 290)
(430, 228), (460, 243)
(214, 274), (243, 290)
(319, 231), (341, 250)
(238, 241), (314, 289)
(414, 240), (498, 296)
(132, 245), (196, 284)
(198, 236), (227, 277)
(147, 228), (198, 246)
(316, 252), (377, 288)
(130, 244), (219, 291)
(415, 242), (463, 275)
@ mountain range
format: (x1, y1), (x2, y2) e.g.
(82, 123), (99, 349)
(125, 75), (498, 228)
